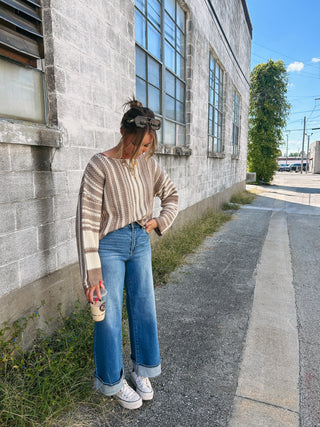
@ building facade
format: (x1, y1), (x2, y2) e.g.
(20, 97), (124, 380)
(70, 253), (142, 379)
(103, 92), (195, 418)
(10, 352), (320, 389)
(0, 0), (252, 331)
(310, 141), (320, 174)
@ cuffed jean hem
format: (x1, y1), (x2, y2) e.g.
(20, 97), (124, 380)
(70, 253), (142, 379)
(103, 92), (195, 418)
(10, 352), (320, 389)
(132, 361), (161, 378)
(93, 373), (124, 396)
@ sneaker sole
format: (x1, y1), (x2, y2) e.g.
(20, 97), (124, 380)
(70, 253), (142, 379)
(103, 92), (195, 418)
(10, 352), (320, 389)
(115, 396), (143, 410)
(130, 374), (154, 401)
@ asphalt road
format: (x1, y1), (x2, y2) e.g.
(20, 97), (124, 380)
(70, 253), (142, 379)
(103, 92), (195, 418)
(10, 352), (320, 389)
(63, 172), (320, 427)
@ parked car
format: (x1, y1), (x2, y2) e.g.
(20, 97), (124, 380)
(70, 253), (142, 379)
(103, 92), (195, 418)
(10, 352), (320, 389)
(290, 163), (307, 172)
(278, 163), (291, 172)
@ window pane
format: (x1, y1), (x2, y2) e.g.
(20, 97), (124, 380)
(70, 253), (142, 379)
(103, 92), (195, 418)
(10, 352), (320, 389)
(136, 0), (145, 13)
(208, 119), (213, 135)
(147, 23), (161, 59)
(208, 104), (213, 122)
(209, 88), (214, 105)
(164, 119), (175, 145)
(176, 79), (184, 102)
(165, 41), (175, 71)
(177, 124), (185, 146)
(148, 56), (160, 87)
(166, 70), (175, 97)
(147, 0), (161, 30)
(209, 55), (214, 71)
(176, 28), (184, 54)
(164, 0), (175, 18)
(165, 94), (175, 120)
(148, 84), (161, 113)
(136, 46), (146, 79)
(0, 58), (45, 122)
(176, 52), (184, 79)
(164, 13), (175, 46)
(176, 100), (184, 123)
(135, 10), (146, 47)
(136, 77), (147, 106)
(176, 4), (185, 31)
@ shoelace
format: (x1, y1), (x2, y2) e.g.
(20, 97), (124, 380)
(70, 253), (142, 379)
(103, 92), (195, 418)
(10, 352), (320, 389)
(119, 381), (137, 399)
(136, 375), (150, 389)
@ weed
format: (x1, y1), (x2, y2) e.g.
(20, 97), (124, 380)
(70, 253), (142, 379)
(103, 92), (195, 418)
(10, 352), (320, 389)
(222, 202), (240, 211)
(230, 190), (256, 205)
(152, 211), (232, 285)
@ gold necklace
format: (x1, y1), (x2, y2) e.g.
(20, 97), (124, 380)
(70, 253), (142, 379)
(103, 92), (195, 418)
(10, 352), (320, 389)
(120, 158), (137, 178)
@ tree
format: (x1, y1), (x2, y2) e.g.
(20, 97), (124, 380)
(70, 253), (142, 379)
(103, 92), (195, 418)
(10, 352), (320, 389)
(247, 60), (290, 183)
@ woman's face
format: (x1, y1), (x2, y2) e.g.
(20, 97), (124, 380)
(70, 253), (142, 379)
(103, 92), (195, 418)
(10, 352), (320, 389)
(124, 132), (153, 158)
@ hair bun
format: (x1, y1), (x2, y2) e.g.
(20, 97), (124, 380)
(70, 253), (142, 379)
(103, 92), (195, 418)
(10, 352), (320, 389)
(129, 98), (143, 109)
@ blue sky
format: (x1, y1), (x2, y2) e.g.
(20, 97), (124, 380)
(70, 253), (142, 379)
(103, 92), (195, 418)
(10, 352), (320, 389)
(246, 0), (320, 155)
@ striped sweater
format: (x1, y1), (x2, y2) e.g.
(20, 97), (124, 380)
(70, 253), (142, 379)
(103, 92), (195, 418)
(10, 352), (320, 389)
(76, 153), (179, 289)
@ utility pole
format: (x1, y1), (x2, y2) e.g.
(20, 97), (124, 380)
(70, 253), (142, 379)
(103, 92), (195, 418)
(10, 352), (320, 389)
(301, 116), (306, 174)
(306, 134), (311, 173)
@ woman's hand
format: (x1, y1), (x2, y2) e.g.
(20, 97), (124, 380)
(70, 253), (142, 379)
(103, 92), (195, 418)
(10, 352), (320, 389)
(144, 218), (158, 233)
(85, 281), (105, 303)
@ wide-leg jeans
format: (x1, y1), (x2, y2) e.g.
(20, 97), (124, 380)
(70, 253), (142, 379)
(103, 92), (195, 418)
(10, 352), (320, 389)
(93, 222), (161, 396)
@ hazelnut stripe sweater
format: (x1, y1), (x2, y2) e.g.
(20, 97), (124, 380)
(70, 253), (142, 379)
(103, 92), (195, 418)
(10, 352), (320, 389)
(76, 153), (179, 289)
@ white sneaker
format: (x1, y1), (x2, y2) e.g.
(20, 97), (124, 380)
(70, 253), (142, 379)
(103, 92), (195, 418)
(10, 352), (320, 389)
(114, 379), (142, 409)
(130, 371), (154, 400)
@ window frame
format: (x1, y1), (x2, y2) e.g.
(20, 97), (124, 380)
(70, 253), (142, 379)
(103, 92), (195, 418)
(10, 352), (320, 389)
(135, 0), (187, 149)
(208, 52), (224, 157)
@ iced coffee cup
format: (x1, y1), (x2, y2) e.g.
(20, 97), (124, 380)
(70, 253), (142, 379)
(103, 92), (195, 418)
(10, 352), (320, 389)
(90, 288), (107, 322)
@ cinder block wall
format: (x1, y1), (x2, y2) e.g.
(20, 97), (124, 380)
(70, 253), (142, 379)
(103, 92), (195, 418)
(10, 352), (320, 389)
(0, 0), (251, 333)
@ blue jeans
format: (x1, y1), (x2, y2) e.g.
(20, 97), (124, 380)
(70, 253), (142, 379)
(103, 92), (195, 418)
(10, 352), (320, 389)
(93, 222), (161, 396)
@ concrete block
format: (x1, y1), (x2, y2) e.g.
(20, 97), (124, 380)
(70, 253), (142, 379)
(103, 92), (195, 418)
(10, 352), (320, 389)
(0, 261), (20, 297)
(67, 125), (95, 148)
(80, 55), (105, 84)
(67, 170), (82, 195)
(54, 193), (78, 220)
(0, 228), (38, 265)
(0, 144), (11, 171)
(33, 171), (68, 198)
(10, 145), (53, 171)
(0, 172), (34, 203)
(94, 129), (115, 150)
(46, 65), (66, 94)
(53, 39), (81, 72)
(19, 248), (57, 287)
(16, 198), (54, 229)
(0, 203), (16, 234)
(55, 218), (72, 244)
(51, 147), (81, 172)
(56, 94), (82, 123)
(37, 222), (57, 250)
(56, 239), (78, 268)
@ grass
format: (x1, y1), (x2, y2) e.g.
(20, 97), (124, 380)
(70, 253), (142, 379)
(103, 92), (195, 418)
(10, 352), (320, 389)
(152, 210), (232, 285)
(0, 191), (254, 425)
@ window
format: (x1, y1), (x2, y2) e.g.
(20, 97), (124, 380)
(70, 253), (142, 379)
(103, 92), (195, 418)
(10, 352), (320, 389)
(232, 90), (240, 156)
(0, 0), (46, 123)
(135, 0), (186, 146)
(208, 54), (224, 153)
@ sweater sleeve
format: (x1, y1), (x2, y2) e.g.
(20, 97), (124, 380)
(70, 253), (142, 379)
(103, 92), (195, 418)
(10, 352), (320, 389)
(153, 161), (179, 236)
(76, 156), (105, 289)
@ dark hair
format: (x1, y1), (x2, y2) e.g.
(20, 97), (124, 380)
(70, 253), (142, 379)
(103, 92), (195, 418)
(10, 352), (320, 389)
(119, 98), (158, 165)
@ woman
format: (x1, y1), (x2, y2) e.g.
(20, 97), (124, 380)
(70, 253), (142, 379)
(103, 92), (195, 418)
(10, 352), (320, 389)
(76, 99), (178, 409)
